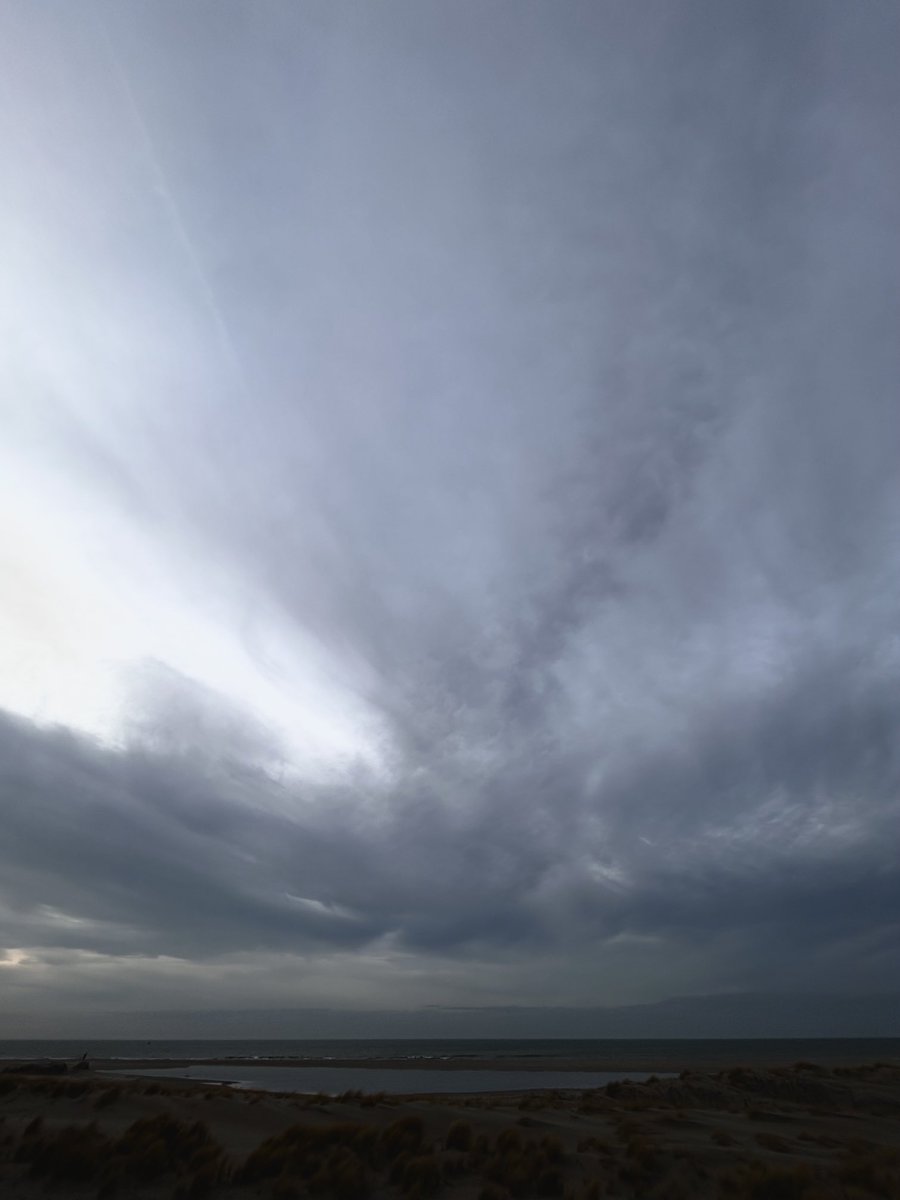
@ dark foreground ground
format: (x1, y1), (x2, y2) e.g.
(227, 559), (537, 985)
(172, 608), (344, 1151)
(1, 1060), (900, 1198)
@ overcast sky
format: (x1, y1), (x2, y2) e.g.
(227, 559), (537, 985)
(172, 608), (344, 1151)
(1, 0), (899, 1033)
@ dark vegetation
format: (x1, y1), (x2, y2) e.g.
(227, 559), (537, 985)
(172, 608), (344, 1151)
(0, 1061), (899, 1197)
(12, 1110), (229, 1196)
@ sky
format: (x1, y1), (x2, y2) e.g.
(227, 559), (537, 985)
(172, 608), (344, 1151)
(1, 0), (899, 1035)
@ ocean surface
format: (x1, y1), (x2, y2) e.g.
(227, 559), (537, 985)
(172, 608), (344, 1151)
(1, 1037), (898, 1065)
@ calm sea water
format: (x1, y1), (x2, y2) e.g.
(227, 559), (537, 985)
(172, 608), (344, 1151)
(1, 1037), (898, 1065)
(130, 1064), (668, 1094)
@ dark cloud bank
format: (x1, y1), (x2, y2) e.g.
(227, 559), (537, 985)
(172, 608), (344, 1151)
(1, 1), (899, 1031)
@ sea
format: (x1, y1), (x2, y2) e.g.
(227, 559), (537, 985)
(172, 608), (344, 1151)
(1, 1038), (899, 1065)
(1, 1038), (898, 1095)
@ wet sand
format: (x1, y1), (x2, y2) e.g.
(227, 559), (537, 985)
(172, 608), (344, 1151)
(101, 1055), (683, 1073)
(93, 1045), (900, 1073)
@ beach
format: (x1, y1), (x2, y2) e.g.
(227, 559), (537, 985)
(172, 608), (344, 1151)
(2, 1056), (900, 1197)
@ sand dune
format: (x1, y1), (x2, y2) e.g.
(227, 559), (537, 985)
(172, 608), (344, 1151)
(2, 1059), (900, 1197)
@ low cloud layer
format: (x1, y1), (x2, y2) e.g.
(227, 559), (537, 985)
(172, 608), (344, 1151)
(1, 1), (899, 1024)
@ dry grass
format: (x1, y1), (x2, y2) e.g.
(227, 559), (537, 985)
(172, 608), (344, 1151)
(12, 1111), (230, 1196)
(2, 1060), (900, 1198)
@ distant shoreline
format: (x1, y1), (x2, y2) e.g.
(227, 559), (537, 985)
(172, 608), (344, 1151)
(4, 1039), (900, 1081)
(83, 1046), (900, 1074)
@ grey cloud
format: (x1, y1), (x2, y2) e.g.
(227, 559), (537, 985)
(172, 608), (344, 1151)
(2, 638), (899, 997)
(0, 0), (899, 1011)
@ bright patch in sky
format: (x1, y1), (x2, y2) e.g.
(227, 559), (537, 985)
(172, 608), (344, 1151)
(0, 424), (379, 772)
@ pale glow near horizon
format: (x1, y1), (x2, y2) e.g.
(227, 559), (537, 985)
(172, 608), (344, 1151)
(0, 433), (382, 774)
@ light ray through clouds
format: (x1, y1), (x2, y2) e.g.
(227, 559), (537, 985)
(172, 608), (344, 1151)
(0, 1), (378, 771)
(0, 0), (899, 1027)
(90, 1), (249, 395)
